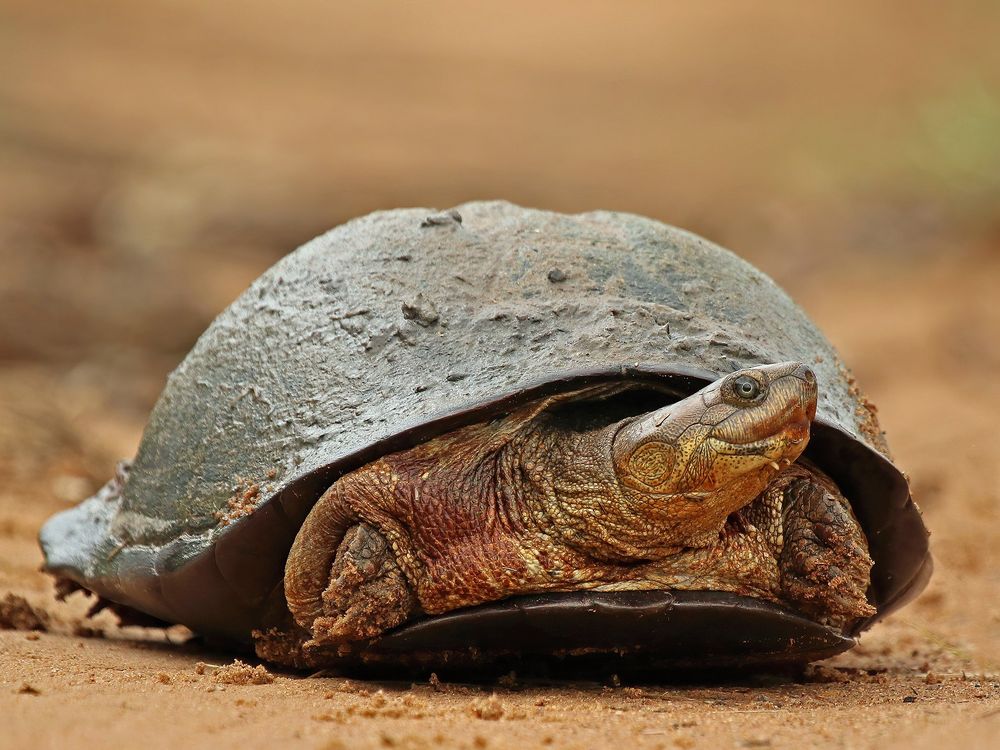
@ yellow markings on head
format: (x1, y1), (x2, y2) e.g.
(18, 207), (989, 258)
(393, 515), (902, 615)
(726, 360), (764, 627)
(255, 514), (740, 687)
(628, 441), (677, 487)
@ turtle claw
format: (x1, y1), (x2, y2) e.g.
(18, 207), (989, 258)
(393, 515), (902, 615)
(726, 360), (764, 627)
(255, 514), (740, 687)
(779, 477), (876, 623)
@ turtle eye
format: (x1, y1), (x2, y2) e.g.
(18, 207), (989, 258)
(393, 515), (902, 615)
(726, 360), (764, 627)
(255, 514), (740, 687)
(733, 375), (762, 401)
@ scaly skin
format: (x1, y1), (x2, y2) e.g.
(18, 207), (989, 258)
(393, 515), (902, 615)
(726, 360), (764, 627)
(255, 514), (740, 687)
(266, 363), (875, 664)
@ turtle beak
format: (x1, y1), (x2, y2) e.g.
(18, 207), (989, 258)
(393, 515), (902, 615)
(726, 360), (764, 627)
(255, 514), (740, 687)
(775, 364), (816, 450)
(791, 363), (818, 422)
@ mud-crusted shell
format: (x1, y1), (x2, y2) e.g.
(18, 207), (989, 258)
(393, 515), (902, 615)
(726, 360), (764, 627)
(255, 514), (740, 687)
(40, 202), (930, 659)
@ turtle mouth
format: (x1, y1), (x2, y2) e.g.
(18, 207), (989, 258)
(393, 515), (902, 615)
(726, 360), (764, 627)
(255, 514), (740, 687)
(706, 432), (803, 458)
(707, 410), (812, 458)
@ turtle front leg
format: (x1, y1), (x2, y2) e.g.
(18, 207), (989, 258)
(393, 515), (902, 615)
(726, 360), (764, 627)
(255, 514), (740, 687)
(764, 467), (876, 624)
(309, 522), (419, 647)
(255, 520), (418, 667)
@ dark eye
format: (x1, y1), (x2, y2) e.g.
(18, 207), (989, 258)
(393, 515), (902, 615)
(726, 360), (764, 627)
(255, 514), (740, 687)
(733, 375), (761, 401)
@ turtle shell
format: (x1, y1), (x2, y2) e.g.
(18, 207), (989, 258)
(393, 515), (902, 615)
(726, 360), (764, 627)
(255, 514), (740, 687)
(41, 201), (930, 662)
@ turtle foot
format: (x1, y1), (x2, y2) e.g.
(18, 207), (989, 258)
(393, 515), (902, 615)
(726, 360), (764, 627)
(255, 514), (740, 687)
(779, 475), (876, 624)
(309, 523), (418, 647)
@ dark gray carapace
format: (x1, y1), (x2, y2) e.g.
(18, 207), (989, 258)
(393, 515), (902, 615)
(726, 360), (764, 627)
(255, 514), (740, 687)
(40, 202), (931, 667)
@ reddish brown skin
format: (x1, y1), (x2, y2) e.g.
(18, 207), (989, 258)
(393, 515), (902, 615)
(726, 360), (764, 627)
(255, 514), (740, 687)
(265, 363), (875, 665)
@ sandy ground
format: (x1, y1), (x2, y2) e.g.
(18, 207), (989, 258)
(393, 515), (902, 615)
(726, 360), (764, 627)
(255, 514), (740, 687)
(2, 2), (999, 748)
(4, 253), (999, 750)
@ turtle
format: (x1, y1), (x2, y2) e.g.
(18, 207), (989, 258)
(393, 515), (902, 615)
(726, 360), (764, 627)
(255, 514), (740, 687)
(40, 201), (931, 671)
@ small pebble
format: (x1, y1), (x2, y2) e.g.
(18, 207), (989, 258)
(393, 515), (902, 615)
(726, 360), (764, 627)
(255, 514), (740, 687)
(547, 268), (568, 283)
(469, 694), (504, 720)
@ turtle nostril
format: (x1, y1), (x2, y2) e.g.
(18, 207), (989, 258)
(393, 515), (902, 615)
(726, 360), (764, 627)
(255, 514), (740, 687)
(793, 364), (816, 385)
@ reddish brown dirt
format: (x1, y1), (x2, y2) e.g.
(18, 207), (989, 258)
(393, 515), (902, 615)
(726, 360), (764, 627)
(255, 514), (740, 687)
(1, 2), (998, 748)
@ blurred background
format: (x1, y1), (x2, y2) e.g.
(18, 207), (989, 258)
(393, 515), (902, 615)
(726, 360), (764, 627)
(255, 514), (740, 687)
(1, 2), (998, 664)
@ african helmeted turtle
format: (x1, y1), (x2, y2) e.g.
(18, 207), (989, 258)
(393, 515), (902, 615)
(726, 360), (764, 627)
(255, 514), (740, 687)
(40, 202), (931, 670)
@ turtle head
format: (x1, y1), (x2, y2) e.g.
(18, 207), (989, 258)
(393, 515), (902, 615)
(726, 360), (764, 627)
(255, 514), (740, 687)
(611, 362), (817, 541)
